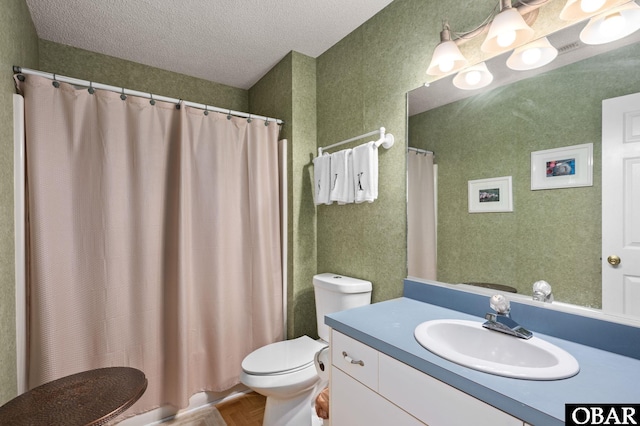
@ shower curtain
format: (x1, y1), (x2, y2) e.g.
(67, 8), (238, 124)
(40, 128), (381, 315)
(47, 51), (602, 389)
(17, 75), (284, 413)
(407, 151), (437, 280)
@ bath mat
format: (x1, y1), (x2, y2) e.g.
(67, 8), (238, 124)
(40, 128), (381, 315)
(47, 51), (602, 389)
(161, 405), (227, 426)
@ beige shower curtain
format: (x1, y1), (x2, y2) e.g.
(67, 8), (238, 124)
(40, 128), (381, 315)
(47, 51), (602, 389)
(18, 75), (283, 413)
(407, 151), (437, 280)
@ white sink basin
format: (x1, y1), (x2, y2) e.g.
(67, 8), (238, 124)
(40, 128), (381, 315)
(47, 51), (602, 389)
(414, 319), (579, 380)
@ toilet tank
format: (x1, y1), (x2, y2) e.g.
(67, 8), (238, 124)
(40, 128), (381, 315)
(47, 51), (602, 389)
(313, 273), (372, 342)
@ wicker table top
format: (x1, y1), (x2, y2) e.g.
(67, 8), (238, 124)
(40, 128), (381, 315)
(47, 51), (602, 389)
(0, 367), (147, 426)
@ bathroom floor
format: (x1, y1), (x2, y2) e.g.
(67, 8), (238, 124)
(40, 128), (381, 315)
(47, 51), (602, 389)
(216, 392), (266, 426)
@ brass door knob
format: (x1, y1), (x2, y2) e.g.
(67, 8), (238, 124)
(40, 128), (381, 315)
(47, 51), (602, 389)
(607, 255), (621, 266)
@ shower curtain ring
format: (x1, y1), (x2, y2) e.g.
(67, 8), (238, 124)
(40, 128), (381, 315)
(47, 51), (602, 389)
(52, 74), (60, 88)
(120, 88), (127, 100)
(227, 110), (232, 120)
(88, 82), (95, 95)
(247, 114), (252, 123)
(264, 118), (269, 126)
(204, 105), (209, 116)
(149, 94), (156, 105)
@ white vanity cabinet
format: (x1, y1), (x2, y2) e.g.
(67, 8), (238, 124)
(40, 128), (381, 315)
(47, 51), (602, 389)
(330, 330), (524, 426)
(331, 330), (423, 425)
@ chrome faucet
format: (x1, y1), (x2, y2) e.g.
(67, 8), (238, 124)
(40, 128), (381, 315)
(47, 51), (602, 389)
(482, 294), (533, 340)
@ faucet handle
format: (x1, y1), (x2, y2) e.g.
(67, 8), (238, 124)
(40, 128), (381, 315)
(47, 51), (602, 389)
(533, 280), (553, 302)
(490, 294), (510, 315)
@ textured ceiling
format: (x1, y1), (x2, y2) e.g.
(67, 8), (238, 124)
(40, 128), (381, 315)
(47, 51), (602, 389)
(26, 0), (395, 89)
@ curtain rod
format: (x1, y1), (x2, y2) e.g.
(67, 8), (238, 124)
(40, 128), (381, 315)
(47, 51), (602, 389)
(408, 147), (434, 155)
(13, 66), (284, 125)
(318, 127), (394, 156)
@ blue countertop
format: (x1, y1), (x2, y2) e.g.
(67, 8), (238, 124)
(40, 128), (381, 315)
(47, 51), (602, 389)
(326, 296), (640, 425)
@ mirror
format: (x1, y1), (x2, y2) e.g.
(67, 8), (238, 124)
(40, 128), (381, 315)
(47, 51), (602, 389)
(407, 12), (640, 312)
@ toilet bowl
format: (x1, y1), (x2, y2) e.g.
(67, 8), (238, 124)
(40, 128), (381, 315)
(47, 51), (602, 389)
(240, 273), (372, 426)
(241, 336), (328, 426)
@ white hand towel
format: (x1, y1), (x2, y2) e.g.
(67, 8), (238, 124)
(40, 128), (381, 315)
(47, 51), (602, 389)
(329, 149), (354, 204)
(352, 141), (378, 203)
(313, 153), (332, 205)
(347, 150), (355, 203)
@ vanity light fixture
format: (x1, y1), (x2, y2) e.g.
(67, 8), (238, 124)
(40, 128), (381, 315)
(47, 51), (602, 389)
(559, 0), (621, 20)
(506, 37), (558, 70)
(425, 1), (539, 76)
(453, 62), (494, 90)
(429, 0), (637, 92)
(481, 0), (535, 52)
(580, 1), (640, 44)
(426, 21), (468, 76)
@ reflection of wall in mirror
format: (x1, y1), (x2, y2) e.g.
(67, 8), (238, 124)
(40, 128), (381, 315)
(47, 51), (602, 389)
(408, 41), (640, 309)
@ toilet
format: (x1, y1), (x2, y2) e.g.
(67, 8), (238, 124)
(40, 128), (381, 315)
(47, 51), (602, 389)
(240, 273), (372, 426)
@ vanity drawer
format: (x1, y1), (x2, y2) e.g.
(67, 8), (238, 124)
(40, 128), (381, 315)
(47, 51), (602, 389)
(378, 353), (522, 426)
(331, 330), (379, 391)
(331, 366), (424, 426)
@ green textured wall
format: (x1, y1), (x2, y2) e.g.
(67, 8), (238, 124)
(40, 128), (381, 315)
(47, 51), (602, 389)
(39, 40), (248, 111)
(315, 0), (499, 302)
(409, 42), (640, 308)
(249, 52), (318, 339)
(288, 53), (319, 338)
(0, 0), (39, 405)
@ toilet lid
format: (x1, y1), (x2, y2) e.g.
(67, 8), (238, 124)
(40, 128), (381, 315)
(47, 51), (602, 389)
(242, 336), (328, 375)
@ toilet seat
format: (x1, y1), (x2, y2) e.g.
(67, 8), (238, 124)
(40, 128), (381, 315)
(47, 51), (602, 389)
(242, 336), (327, 376)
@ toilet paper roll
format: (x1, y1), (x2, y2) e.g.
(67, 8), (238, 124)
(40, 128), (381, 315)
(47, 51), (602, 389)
(314, 346), (330, 381)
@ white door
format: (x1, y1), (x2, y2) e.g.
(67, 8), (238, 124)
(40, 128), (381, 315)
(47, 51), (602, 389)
(602, 92), (640, 318)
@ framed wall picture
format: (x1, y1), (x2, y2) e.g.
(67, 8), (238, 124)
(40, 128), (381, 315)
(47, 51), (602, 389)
(468, 176), (513, 213)
(531, 143), (593, 190)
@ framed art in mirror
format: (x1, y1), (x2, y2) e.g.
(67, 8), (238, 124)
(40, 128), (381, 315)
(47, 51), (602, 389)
(531, 143), (593, 190)
(468, 176), (513, 213)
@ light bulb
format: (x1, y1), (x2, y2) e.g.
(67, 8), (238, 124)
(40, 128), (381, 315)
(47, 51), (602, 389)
(464, 70), (482, 86)
(453, 62), (492, 90)
(438, 58), (455, 73)
(521, 47), (542, 65)
(497, 29), (517, 48)
(600, 12), (625, 37)
(580, 0), (606, 13)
